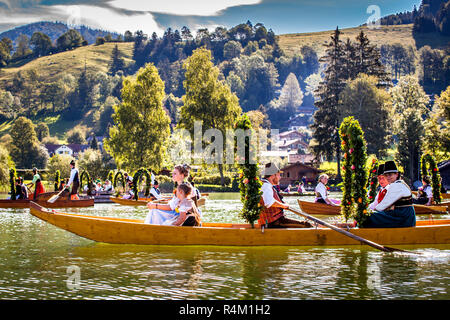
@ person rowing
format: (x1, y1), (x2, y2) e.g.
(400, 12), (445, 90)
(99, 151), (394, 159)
(314, 174), (340, 206)
(259, 162), (311, 228)
(27, 168), (45, 200)
(359, 160), (416, 228)
(65, 160), (80, 200)
(368, 163), (389, 210)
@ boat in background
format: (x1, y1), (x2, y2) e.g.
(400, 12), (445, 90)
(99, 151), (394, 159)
(297, 200), (448, 216)
(29, 201), (450, 246)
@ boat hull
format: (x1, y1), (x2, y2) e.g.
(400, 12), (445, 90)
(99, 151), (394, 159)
(29, 202), (450, 246)
(298, 200), (448, 216)
(0, 197), (94, 208)
(412, 191), (450, 199)
(280, 192), (315, 197)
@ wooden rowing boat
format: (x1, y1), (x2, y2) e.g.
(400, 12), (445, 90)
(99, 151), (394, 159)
(28, 202), (450, 246)
(298, 200), (448, 216)
(0, 196), (94, 209)
(412, 191), (450, 199)
(110, 196), (206, 207)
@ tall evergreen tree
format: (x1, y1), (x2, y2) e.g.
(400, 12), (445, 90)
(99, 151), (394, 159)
(109, 44), (125, 76)
(310, 27), (347, 179)
(354, 31), (391, 87)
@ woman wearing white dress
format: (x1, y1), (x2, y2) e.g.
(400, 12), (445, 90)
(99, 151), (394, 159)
(314, 174), (340, 206)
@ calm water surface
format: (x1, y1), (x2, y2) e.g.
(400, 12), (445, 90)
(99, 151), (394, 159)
(0, 193), (449, 300)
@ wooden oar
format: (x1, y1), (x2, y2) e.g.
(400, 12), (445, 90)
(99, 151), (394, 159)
(287, 207), (417, 254)
(47, 188), (67, 204)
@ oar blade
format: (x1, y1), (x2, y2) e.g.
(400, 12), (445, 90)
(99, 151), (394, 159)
(47, 195), (59, 203)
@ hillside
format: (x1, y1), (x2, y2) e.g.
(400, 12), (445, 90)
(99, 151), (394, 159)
(0, 21), (120, 47)
(0, 42), (134, 87)
(278, 24), (450, 57)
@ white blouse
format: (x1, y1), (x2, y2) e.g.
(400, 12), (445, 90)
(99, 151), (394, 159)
(375, 180), (411, 212)
(315, 182), (328, 200)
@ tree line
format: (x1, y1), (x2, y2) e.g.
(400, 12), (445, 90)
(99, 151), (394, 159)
(310, 27), (450, 185)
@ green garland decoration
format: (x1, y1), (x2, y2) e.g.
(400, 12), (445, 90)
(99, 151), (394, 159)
(80, 170), (91, 194)
(9, 168), (16, 200)
(367, 158), (379, 202)
(132, 168), (152, 200)
(113, 171), (125, 189)
(339, 117), (370, 225)
(54, 170), (61, 192)
(421, 154), (442, 204)
(107, 170), (114, 182)
(235, 114), (262, 228)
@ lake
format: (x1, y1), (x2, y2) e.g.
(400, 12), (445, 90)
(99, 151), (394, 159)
(0, 193), (449, 300)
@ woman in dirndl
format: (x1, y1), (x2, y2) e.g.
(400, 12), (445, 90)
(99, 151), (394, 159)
(27, 167), (45, 200)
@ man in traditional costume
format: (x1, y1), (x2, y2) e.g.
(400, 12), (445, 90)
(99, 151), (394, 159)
(66, 160), (80, 200)
(368, 163), (389, 210)
(150, 180), (163, 201)
(360, 161), (416, 228)
(259, 162), (311, 228)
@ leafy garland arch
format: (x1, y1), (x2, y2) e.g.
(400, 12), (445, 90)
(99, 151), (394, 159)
(80, 170), (92, 194)
(10, 168), (16, 200)
(339, 116), (370, 225)
(54, 170), (61, 192)
(235, 114), (262, 228)
(113, 171), (125, 190)
(421, 154), (442, 204)
(366, 158), (379, 202)
(132, 168), (152, 200)
(107, 170), (114, 182)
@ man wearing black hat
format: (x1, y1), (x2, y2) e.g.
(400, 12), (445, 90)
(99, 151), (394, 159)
(259, 162), (311, 228)
(361, 160), (416, 228)
(66, 160), (80, 200)
(368, 163), (389, 210)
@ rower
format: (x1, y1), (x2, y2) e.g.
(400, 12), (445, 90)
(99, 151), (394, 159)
(150, 180), (163, 201)
(368, 163), (388, 210)
(66, 160), (80, 200)
(27, 168), (45, 200)
(259, 162), (311, 228)
(360, 160), (416, 228)
(314, 174), (340, 206)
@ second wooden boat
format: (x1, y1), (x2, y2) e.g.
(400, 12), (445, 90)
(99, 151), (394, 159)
(298, 200), (448, 216)
(0, 196), (94, 209)
(412, 191), (450, 199)
(280, 192), (315, 197)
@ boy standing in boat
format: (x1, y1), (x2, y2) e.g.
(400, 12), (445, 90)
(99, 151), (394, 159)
(66, 160), (80, 200)
(259, 163), (311, 228)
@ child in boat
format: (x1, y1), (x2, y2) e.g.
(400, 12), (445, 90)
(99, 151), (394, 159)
(314, 174), (340, 206)
(145, 182), (200, 226)
(413, 176), (432, 206)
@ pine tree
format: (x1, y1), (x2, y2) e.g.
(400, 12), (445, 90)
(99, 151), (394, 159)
(108, 44), (125, 76)
(311, 27), (347, 179)
(354, 31), (391, 87)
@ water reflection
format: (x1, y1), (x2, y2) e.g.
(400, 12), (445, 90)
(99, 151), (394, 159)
(0, 197), (449, 300)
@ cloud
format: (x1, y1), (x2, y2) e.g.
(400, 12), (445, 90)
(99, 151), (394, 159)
(49, 4), (164, 34)
(109, 0), (262, 16)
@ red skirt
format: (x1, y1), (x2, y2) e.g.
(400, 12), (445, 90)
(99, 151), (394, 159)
(34, 181), (46, 200)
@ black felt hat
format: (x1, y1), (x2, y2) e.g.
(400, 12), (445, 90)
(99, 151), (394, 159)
(70, 160), (75, 166)
(376, 163), (385, 176)
(383, 161), (399, 174)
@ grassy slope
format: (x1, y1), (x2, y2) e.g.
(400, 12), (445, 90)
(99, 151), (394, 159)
(0, 42), (134, 85)
(0, 42), (134, 139)
(278, 24), (450, 57)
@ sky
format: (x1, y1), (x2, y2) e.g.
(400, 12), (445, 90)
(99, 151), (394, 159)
(0, 0), (423, 35)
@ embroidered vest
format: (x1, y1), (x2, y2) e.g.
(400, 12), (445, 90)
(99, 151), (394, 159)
(258, 180), (285, 225)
